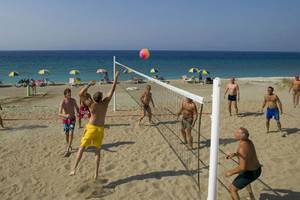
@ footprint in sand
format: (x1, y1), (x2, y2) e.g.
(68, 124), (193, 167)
(104, 163), (115, 171)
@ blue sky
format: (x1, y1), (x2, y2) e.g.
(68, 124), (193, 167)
(0, 0), (299, 51)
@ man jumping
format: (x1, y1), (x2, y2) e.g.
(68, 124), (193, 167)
(69, 71), (119, 180)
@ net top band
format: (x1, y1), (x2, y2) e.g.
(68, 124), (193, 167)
(115, 61), (204, 104)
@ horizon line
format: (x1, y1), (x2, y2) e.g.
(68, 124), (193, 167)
(0, 49), (300, 53)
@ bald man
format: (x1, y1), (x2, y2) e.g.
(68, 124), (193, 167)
(225, 127), (262, 200)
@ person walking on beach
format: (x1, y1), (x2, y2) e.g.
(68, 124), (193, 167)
(139, 85), (155, 125)
(225, 127), (262, 200)
(78, 85), (93, 128)
(224, 77), (240, 116)
(58, 88), (80, 157)
(261, 86), (285, 136)
(0, 103), (4, 128)
(289, 75), (300, 108)
(177, 98), (198, 150)
(69, 71), (119, 180)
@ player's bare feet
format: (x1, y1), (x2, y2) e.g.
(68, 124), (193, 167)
(69, 170), (76, 176)
(93, 174), (98, 180)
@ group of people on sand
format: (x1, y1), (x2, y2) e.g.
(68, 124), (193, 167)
(224, 75), (300, 137)
(219, 75), (299, 199)
(138, 78), (262, 200)
(58, 71), (119, 179)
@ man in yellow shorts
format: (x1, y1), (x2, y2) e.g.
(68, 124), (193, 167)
(69, 71), (119, 180)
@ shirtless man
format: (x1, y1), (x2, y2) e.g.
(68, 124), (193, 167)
(139, 85), (155, 125)
(78, 86), (93, 128)
(261, 86), (285, 136)
(58, 88), (80, 157)
(225, 127), (262, 200)
(289, 75), (300, 108)
(0, 103), (4, 128)
(177, 98), (198, 150)
(224, 78), (240, 116)
(69, 71), (119, 180)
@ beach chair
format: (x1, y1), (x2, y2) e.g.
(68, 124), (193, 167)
(100, 77), (112, 84)
(69, 77), (81, 87)
(205, 77), (213, 84)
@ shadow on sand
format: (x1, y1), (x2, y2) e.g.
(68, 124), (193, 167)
(8, 125), (48, 131)
(259, 189), (300, 200)
(85, 141), (135, 153)
(103, 169), (198, 189)
(199, 138), (236, 149)
(282, 128), (300, 135)
(238, 112), (264, 117)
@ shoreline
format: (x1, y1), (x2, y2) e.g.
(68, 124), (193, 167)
(0, 76), (293, 87)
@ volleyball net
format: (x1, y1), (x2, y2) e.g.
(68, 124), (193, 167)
(112, 57), (223, 199)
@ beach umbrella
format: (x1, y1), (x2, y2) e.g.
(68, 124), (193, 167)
(188, 67), (200, 73)
(69, 69), (80, 75)
(201, 70), (210, 75)
(38, 69), (50, 75)
(8, 71), (19, 77)
(150, 68), (158, 74)
(122, 68), (133, 74)
(96, 69), (107, 74)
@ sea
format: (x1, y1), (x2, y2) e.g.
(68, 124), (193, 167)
(0, 50), (299, 83)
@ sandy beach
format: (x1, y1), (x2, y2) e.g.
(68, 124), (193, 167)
(0, 77), (299, 200)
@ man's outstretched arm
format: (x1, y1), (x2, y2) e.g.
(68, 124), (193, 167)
(106, 71), (119, 102)
(78, 81), (96, 97)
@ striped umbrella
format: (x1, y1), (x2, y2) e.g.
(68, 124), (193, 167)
(69, 70), (80, 75)
(200, 70), (210, 75)
(150, 68), (158, 74)
(96, 69), (107, 74)
(8, 71), (19, 77)
(188, 67), (200, 73)
(38, 69), (50, 75)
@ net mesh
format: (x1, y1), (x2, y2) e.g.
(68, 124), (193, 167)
(114, 61), (208, 198)
(113, 61), (282, 199)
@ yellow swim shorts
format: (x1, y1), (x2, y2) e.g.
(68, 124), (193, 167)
(80, 123), (104, 148)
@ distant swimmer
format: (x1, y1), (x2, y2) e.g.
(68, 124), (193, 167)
(58, 88), (80, 157)
(289, 75), (300, 108)
(139, 85), (155, 125)
(225, 127), (262, 200)
(69, 71), (119, 180)
(78, 85), (93, 128)
(261, 86), (285, 137)
(224, 77), (240, 116)
(0, 103), (4, 128)
(177, 98), (198, 150)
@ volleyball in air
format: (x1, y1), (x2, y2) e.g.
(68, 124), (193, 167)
(139, 48), (150, 60)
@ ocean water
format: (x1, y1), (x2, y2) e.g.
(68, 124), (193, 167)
(0, 50), (299, 83)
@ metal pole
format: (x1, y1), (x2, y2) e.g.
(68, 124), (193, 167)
(197, 104), (204, 193)
(113, 56), (116, 112)
(207, 78), (221, 200)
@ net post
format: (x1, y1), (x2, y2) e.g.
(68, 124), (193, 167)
(113, 56), (116, 112)
(197, 104), (204, 191)
(207, 78), (221, 200)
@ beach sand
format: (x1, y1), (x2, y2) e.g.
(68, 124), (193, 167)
(0, 78), (299, 200)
